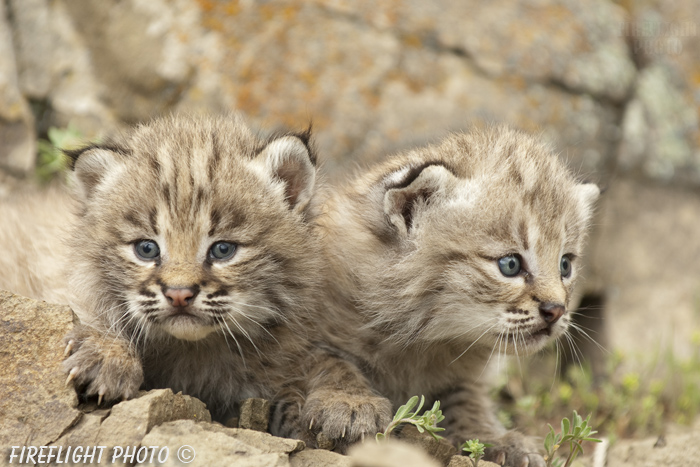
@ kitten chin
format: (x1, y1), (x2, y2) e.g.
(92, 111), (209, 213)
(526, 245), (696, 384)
(158, 316), (217, 341)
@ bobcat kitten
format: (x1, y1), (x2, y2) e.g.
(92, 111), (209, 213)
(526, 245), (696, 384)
(314, 126), (599, 466)
(60, 114), (391, 438)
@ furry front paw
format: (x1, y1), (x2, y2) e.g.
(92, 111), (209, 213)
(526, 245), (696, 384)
(302, 389), (393, 449)
(63, 325), (144, 404)
(482, 431), (545, 467)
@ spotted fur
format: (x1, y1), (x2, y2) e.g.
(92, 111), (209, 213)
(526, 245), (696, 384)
(315, 126), (600, 466)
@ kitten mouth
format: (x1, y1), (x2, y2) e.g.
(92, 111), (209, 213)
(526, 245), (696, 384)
(160, 312), (216, 341)
(506, 326), (551, 340)
(531, 326), (552, 338)
(503, 326), (554, 353)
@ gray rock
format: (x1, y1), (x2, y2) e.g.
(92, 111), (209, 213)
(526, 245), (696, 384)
(137, 420), (291, 467)
(200, 424), (304, 455)
(0, 1), (35, 175)
(96, 388), (211, 448)
(290, 449), (352, 467)
(239, 398), (270, 432)
(619, 64), (700, 184)
(7, 0), (117, 138)
(7, 0), (54, 99)
(318, 0), (636, 102)
(187, 1), (621, 180)
(348, 439), (442, 467)
(44, 412), (110, 467)
(447, 455), (500, 467)
(607, 426), (700, 467)
(0, 291), (80, 448)
(60, 0), (195, 123)
(585, 178), (700, 359)
(397, 425), (457, 465)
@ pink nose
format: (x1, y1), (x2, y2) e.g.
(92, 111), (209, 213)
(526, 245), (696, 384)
(164, 287), (196, 307)
(539, 302), (565, 324)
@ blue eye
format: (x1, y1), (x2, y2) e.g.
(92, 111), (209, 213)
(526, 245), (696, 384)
(135, 240), (160, 260)
(498, 255), (521, 277)
(560, 255), (572, 278)
(210, 242), (237, 260)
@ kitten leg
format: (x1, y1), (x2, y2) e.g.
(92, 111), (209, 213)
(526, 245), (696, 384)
(300, 350), (393, 452)
(63, 324), (144, 403)
(437, 382), (545, 467)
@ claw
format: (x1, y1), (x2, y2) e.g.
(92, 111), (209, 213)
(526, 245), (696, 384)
(64, 339), (75, 357)
(496, 452), (506, 466)
(341, 426), (346, 438)
(309, 418), (315, 430)
(360, 432), (366, 442)
(97, 390), (105, 406)
(65, 367), (78, 386)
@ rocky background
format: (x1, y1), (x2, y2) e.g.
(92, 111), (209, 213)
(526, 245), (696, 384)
(1, 0), (700, 465)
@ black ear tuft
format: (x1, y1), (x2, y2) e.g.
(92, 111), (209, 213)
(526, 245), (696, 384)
(69, 144), (131, 201)
(291, 122), (316, 166)
(64, 143), (131, 170)
(383, 162), (457, 237)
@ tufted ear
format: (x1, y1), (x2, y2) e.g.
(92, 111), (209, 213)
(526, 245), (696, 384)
(255, 134), (317, 214)
(577, 182), (600, 207)
(66, 144), (129, 202)
(383, 162), (457, 237)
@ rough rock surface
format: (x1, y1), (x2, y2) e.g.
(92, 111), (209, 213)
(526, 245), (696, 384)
(607, 423), (700, 467)
(239, 397), (271, 432)
(447, 457), (500, 467)
(348, 439), (442, 467)
(397, 425), (457, 465)
(96, 389), (211, 448)
(138, 420), (301, 467)
(0, 0), (35, 175)
(290, 448), (352, 467)
(0, 291), (79, 449)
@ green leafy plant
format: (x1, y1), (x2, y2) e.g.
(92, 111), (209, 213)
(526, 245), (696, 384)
(543, 411), (601, 467)
(36, 125), (83, 182)
(460, 439), (492, 467)
(376, 395), (445, 441)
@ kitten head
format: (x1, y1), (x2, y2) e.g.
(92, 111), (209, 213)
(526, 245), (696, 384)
(67, 115), (320, 343)
(337, 126), (599, 356)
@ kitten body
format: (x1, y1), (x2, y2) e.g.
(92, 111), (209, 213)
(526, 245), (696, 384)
(0, 185), (73, 304)
(315, 127), (599, 466)
(19, 114), (392, 439)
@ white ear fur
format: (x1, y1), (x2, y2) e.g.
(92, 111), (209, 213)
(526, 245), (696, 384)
(256, 136), (316, 214)
(577, 183), (600, 207)
(72, 148), (126, 201)
(384, 164), (456, 237)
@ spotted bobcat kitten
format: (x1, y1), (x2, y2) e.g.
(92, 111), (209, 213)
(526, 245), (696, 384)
(315, 126), (599, 466)
(61, 115), (391, 437)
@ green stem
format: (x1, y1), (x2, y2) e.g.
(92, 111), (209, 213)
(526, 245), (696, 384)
(563, 441), (582, 467)
(383, 418), (418, 439)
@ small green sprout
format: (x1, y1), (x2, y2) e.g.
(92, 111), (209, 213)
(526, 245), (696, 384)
(460, 439), (493, 467)
(36, 125), (83, 182)
(376, 395), (445, 442)
(544, 411), (602, 467)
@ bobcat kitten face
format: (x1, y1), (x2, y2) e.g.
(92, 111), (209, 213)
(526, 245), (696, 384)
(345, 127), (599, 356)
(68, 115), (318, 343)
